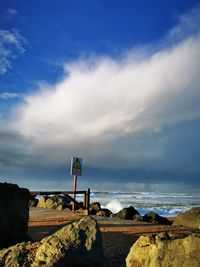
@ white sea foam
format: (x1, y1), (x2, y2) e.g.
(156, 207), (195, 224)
(104, 200), (123, 213)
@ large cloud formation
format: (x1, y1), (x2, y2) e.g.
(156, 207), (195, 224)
(1, 6), (200, 190)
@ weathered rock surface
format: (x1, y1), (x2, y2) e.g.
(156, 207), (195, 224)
(173, 207), (200, 229)
(0, 182), (31, 249)
(0, 216), (104, 267)
(37, 195), (47, 208)
(0, 242), (40, 266)
(37, 194), (72, 210)
(96, 208), (112, 217)
(90, 203), (112, 217)
(112, 206), (140, 220)
(126, 232), (200, 267)
(90, 202), (101, 215)
(142, 212), (171, 225)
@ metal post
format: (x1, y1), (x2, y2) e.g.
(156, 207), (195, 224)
(72, 175), (77, 212)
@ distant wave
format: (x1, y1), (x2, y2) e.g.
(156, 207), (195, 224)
(88, 191), (200, 216)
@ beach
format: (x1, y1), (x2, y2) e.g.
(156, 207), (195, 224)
(28, 207), (192, 267)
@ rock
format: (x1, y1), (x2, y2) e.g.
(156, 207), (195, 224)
(142, 212), (171, 225)
(52, 195), (71, 206)
(133, 214), (143, 221)
(0, 182), (31, 249)
(34, 216), (104, 267)
(56, 204), (63, 210)
(64, 206), (72, 211)
(173, 207), (200, 229)
(37, 195), (72, 210)
(90, 202), (101, 215)
(45, 198), (58, 209)
(37, 196), (47, 208)
(29, 196), (39, 207)
(0, 216), (104, 267)
(0, 241), (40, 266)
(126, 232), (200, 267)
(112, 206), (140, 220)
(96, 208), (112, 217)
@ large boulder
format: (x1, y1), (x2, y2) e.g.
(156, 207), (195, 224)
(0, 216), (104, 267)
(126, 232), (200, 267)
(173, 207), (200, 229)
(0, 182), (31, 249)
(142, 212), (171, 225)
(34, 216), (104, 267)
(112, 206), (140, 220)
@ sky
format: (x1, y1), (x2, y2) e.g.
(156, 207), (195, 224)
(0, 0), (200, 192)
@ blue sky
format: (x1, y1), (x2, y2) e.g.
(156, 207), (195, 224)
(0, 0), (200, 192)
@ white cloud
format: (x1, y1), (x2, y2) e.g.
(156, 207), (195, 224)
(0, 92), (19, 100)
(2, 5), (200, 175)
(8, 34), (199, 169)
(0, 29), (26, 74)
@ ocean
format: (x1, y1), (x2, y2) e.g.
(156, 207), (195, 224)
(81, 191), (200, 217)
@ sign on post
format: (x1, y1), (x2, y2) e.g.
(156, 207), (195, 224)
(70, 157), (82, 176)
(70, 157), (82, 212)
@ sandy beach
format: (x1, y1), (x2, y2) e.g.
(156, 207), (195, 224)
(28, 207), (192, 267)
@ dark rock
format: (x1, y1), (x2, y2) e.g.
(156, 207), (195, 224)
(112, 206), (140, 220)
(133, 214), (143, 221)
(90, 202), (101, 215)
(96, 208), (112, 217)
(0, 182), (31, 249)
(142, 212), (171, 225)
(0, 216), (104, 267)
(126, 232), (200, 267)
(64, 203), (72, 211)
(29, 196), (39, 207)
(173, 207), (200, 229)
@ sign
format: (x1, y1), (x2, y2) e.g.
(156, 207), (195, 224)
(70, 157), (82, 176)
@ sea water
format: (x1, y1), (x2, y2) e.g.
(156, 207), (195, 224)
(80, 191), (200, 217)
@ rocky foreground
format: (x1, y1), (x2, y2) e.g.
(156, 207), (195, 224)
(0, 216), (103, 267)
(0, 182), (200, 267)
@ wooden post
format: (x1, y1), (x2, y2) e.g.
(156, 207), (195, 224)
(72, 175), (77, 212)
(83, 190), (87, 209)
(86, 188), (90, 215)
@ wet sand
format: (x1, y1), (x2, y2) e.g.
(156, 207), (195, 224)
(28, 207), (191, 267)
